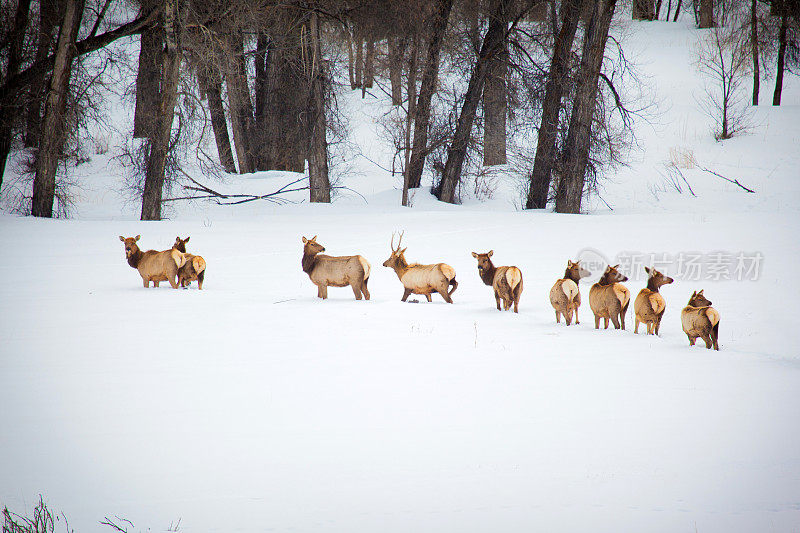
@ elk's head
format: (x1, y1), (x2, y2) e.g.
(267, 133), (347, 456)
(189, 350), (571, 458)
(471, 250), (494, 274)
(383, 231), (407, 269)
(599, 264), (628, 285)
(302, 235), (325, 255)
(565, 260), (591, 282)
(119, 235), (141, 259)
(174, 236), (190, 253)
(688, 289), (712, 307)
(645, 266), (673, 290)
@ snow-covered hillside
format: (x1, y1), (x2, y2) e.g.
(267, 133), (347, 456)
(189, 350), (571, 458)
(1, 14), (799, 533)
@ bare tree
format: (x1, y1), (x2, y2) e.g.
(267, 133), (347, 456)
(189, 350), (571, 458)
(0, 0), (31, 188)
(773, 0), (790, 105)
(307, 11), (331, 203)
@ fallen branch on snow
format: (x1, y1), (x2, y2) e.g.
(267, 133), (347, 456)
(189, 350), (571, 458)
(697, 165), (756, 193)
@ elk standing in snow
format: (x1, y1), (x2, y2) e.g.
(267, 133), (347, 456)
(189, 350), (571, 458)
(173, 236), (207, 290)
(681, 290), (720, 350)
(471, 250), (523, 313)
(549, 260), (591, 325)
(119, 235), (186, 288)
(589, 264), (631, 330)
(382, 232), (457, 303)
(301, 235), (371, 300)
(634, 266), (673, 335)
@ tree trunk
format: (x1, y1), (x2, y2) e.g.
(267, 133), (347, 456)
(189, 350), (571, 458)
(389, 36), (406, 105)
(224, 31), (255, 174)
(31, 0), (85, 218)
(406, 0), (454, 189)
(254, 31), (271, 171)
(554, 0), (617, 214)
(363, 37), (376, 90)
(773, 6), (788, 105)
(402, 33), (419, 207)
(673, 0), (682, 21)
(525, 0), (584, 209)
(25, 0), (58, 148)
(307, 12), (331, 203)
(197, 63), (236, 173)
(346, 25), (356, 89)
(133, 9), (163, 139)
(437, 0), (512, 204)
(482, 34), (508, 166)
(140, 0), (186, 221)
(656, 0), (664, 18)
(698, 0), (714, 27)
(751, 0), (760, 105)
(354, 27), (364, 89)
(633, 0), (655, 19)
(0, 0), (32, 188)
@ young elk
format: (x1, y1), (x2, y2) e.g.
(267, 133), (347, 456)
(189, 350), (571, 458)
(119, 235), (186, 288)
(634, 266), (673, 335)
(471, 251), (523, 313)
(681, 290), (720, 350)
(589, 264), (631, 330)
(173, 236), (207, 290)
(383, 232), (457, 303)
(549, 260), (591, 325)
(301, 235), (371, 300)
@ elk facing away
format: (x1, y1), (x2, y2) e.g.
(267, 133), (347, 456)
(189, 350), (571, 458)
(681, 290), (720, 350)
(383, 232), (457, 303)
(549, 260), (591, 325)
(173, 236), (207, 290)
(119, 235), (186, 288)
(471, 250), (523, 313)
(301, 235), (371, 300)
(589, 264), (631, 330)
(634, 266), (673, 335)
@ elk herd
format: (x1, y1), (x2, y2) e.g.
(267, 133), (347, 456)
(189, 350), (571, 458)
(118, 232), (721, 350)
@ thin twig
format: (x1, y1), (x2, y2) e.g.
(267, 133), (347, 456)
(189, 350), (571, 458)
(697, 165), (756, 193)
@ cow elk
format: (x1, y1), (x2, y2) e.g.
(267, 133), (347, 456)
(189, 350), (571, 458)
(549, 260), (591, 325)
(589, 264), (631, 330)
(471, 250), (523, 313)
(119, 235), (186, 289)
(634, 266), (673, 335)
(383, 232), (457, 303)
(173, 236), (207, 290)
(301, 235), (371, 300)
(681, 290), (720, 350)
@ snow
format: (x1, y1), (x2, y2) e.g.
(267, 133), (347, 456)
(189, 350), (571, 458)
(2, 14), (800, 533)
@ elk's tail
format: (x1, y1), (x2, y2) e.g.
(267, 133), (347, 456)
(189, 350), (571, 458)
(505, 267), (522, 292)
(359, 256), (371, 280)
(171, 249), (188, 268)
(561, 279), (579, 304)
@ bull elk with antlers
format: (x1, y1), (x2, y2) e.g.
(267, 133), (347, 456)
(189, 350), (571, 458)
(301, 235), (371, 300)
(119, 235), (186, 289)
(383, 232), (458, 303)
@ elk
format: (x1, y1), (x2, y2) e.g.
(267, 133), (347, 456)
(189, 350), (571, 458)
(549, 260), (591, 325)
(634, 266), (673, 335)
(471, 250), (523, 313)
(681, 290), (720, 350)
(382, 232), (457, 303)
(589, 264), (631, 330)
(173, 236), (207, 290)
(119, 235), (186, 289)
(301, 235), (371, 300)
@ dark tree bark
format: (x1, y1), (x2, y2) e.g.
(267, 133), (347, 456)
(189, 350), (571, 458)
(698, 0), (714, 27)
(307, 12), (331, 203)
(406, 0), (454, 190)
(773, 4), (788, 105)
(656, 0), (664, 18)
(133, 8), (162, 138)
(347, 25), (356, 89)
(197, 63), (236, 173)
(673, 0), (682, 21)
(140, 0), (187, 220)
(482, 37), (508, 166)
(363, 37), (376, 90)
(437, 0), (512, 204)
(0, 0), (32, 188)
(253, 31), (271, 170)
(225, 31), (255, 174)
(24, 0), (58, 148)
(388, 36), (406, 105)
(751, 0), (760, 105)
(31, 0), (85, 218)
(525, 0), (583, 209)
(554, 0), (617, 214)
(633, 0), (655, 19)
(354, 26), (364, 89)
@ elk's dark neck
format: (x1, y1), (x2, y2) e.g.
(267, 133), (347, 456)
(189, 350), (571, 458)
(127, 249), (143, 269)
(390, 255), (409, 279)
(302, 251), (318, 274)
(596, 274), (614, 286)
(175, 243), (186, 253)
(564, 268), (580, 284)
(647, 277), (660, 292)
(479, 262), (496, 286)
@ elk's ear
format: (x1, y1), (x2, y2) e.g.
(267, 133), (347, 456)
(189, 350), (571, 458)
(302, 236), (308, 243)
(644, 266), (651, 275)
(471, 252), (478, 258)
(698, 289), (704, 295)
(135, 235), (141, 241)
(311, 235), (317, 242)
(487, 250), (493, 257)
(691, 290), (697, 298)
(119, 236), (125, 242)
(184, 236), (190, 242)
(400, 247), (407, 255)
(613, 264), (620, 269)
(567, 260), (573, 267)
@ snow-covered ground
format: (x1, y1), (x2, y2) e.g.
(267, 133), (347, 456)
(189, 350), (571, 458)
(2, 16), (800, 533)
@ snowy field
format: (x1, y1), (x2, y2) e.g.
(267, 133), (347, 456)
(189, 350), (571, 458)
(2, 16), (800, 533)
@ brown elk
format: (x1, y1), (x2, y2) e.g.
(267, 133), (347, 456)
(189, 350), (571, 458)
(681, 290), (720, 350)
(301, 235), (371, 300)
(173, 236), (207, 290)
(471, 250), (523, 313)
(589, 264), (631, 330)
(382, 232), (457, 303)
(549, 260), (591, 325)
(634, 266), (673, 335)
(119, 235), (186, 289)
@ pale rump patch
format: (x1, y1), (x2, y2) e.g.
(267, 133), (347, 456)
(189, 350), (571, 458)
(614, 284), (630, 307)
(193, 256), (206, 273)
(561, 279), (578, 301)
(649, 293), (665, 314)
(705, 307), (720, 326)
(358, 256), (371, 279)
(440, 264), (456, 281)
(505, 267), (522, 290)
(171, 249), (187, 268)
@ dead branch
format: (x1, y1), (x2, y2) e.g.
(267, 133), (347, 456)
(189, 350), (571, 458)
(698, 165), (756, 193)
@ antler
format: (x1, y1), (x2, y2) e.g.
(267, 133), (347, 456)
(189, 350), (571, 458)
(390, 230), (405, 252)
